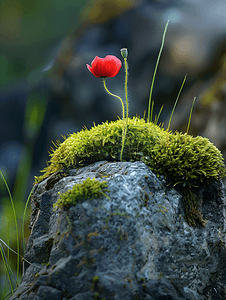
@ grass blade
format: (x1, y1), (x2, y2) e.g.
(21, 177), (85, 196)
(186, 97), (196, 134)
(0, 243), (14, 294)
(167, 74), (187, 131)
(150, 100), (154, 123)
(22, 186), (34, 253)
(0, 171), (20, 284)
(0, 239), (32, 265)
(154, 105), (164, 125)
(147, 20), (169, 122)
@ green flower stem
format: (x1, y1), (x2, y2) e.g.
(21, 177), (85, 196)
(121, 56), (130, 162)
(102, 78), (126, 161)
(103, 78), (125, 119)
(147, 20), (169, 123)
(123, 57), (129, 120)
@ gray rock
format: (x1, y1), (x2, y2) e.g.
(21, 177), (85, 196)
(10, 161), (226, 300)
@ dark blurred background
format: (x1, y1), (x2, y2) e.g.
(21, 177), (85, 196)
(1, 0), (226, 284)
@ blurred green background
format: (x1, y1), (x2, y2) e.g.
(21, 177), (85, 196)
(0, 0), (87, 86)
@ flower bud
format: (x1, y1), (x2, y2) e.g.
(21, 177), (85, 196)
(120, 48), (128, 59)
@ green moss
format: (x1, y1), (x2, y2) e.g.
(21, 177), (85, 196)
(142, 284), (147, 292)
(34, 118), (163, 183)
(146, 129), (225, 182)
(92, 276), (99, 290)
(45, 237), (54, 260)
(53, 177), (108, 210)
(94, 293), (100, 299)
(35, 117), (225, 183)
(140, 277), (145, 282)
(35, 117), (226, 225)
(51, 265), (56, 271)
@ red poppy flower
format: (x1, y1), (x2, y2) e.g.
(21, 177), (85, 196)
(86, 55), (122, 78)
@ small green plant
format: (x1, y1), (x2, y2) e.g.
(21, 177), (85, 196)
(53, 177), (108, 210)
(0, 84), (48, 298)
(94, 292), (100, 299)
(147, 20), (169, 122)
(167, 75), (187, 131)
(92, 275), (99, 286)
(0, 171), (20, 285)
(0, 172), (34, 299)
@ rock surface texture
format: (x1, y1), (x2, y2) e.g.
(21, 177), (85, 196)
(10, 161), (226, 300)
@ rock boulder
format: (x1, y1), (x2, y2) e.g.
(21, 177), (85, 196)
(10, 161), (226, 300)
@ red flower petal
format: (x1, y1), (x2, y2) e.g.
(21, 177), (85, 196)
(86, 55), (122, 78)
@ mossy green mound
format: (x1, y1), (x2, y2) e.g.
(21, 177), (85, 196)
(35, 117), (225, 185)
(35, 117), (225, 226)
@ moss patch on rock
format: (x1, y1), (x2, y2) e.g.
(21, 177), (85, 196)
(35, 117), (226, 225)
(53, 177), (108, 210)
(35, 117), (225, 183)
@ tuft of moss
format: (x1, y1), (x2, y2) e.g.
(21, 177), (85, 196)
(146, 130), (225, 182)
(35, 117), (225, 184)
(142, 283), (147, 292)
(53, 177), (108, 210)
(34, 117), (163, 183)
(92, 276), (99, 283)
(35, 117), (226, 225)
(94, 293), (100, 299)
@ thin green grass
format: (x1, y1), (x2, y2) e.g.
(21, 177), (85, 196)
(187, 97), (196, 134)
(0, 243), (14, 296)
(0, 91), (48, 299)
(167, 74), (187, 131)
(0, 174), (35, 299)
(146, 22), (188, 132)
(0, 222), (33, 299)
(154, 105), (164, 125)
(6, 221), (10, 269)
(150, 100), (154, 123)
(0, 178), (33, 299)
(0, 239), (32, 265)
(22, 186), (34, 253)
(147, 20), (169, 122)
(0, 171), (20, 285)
